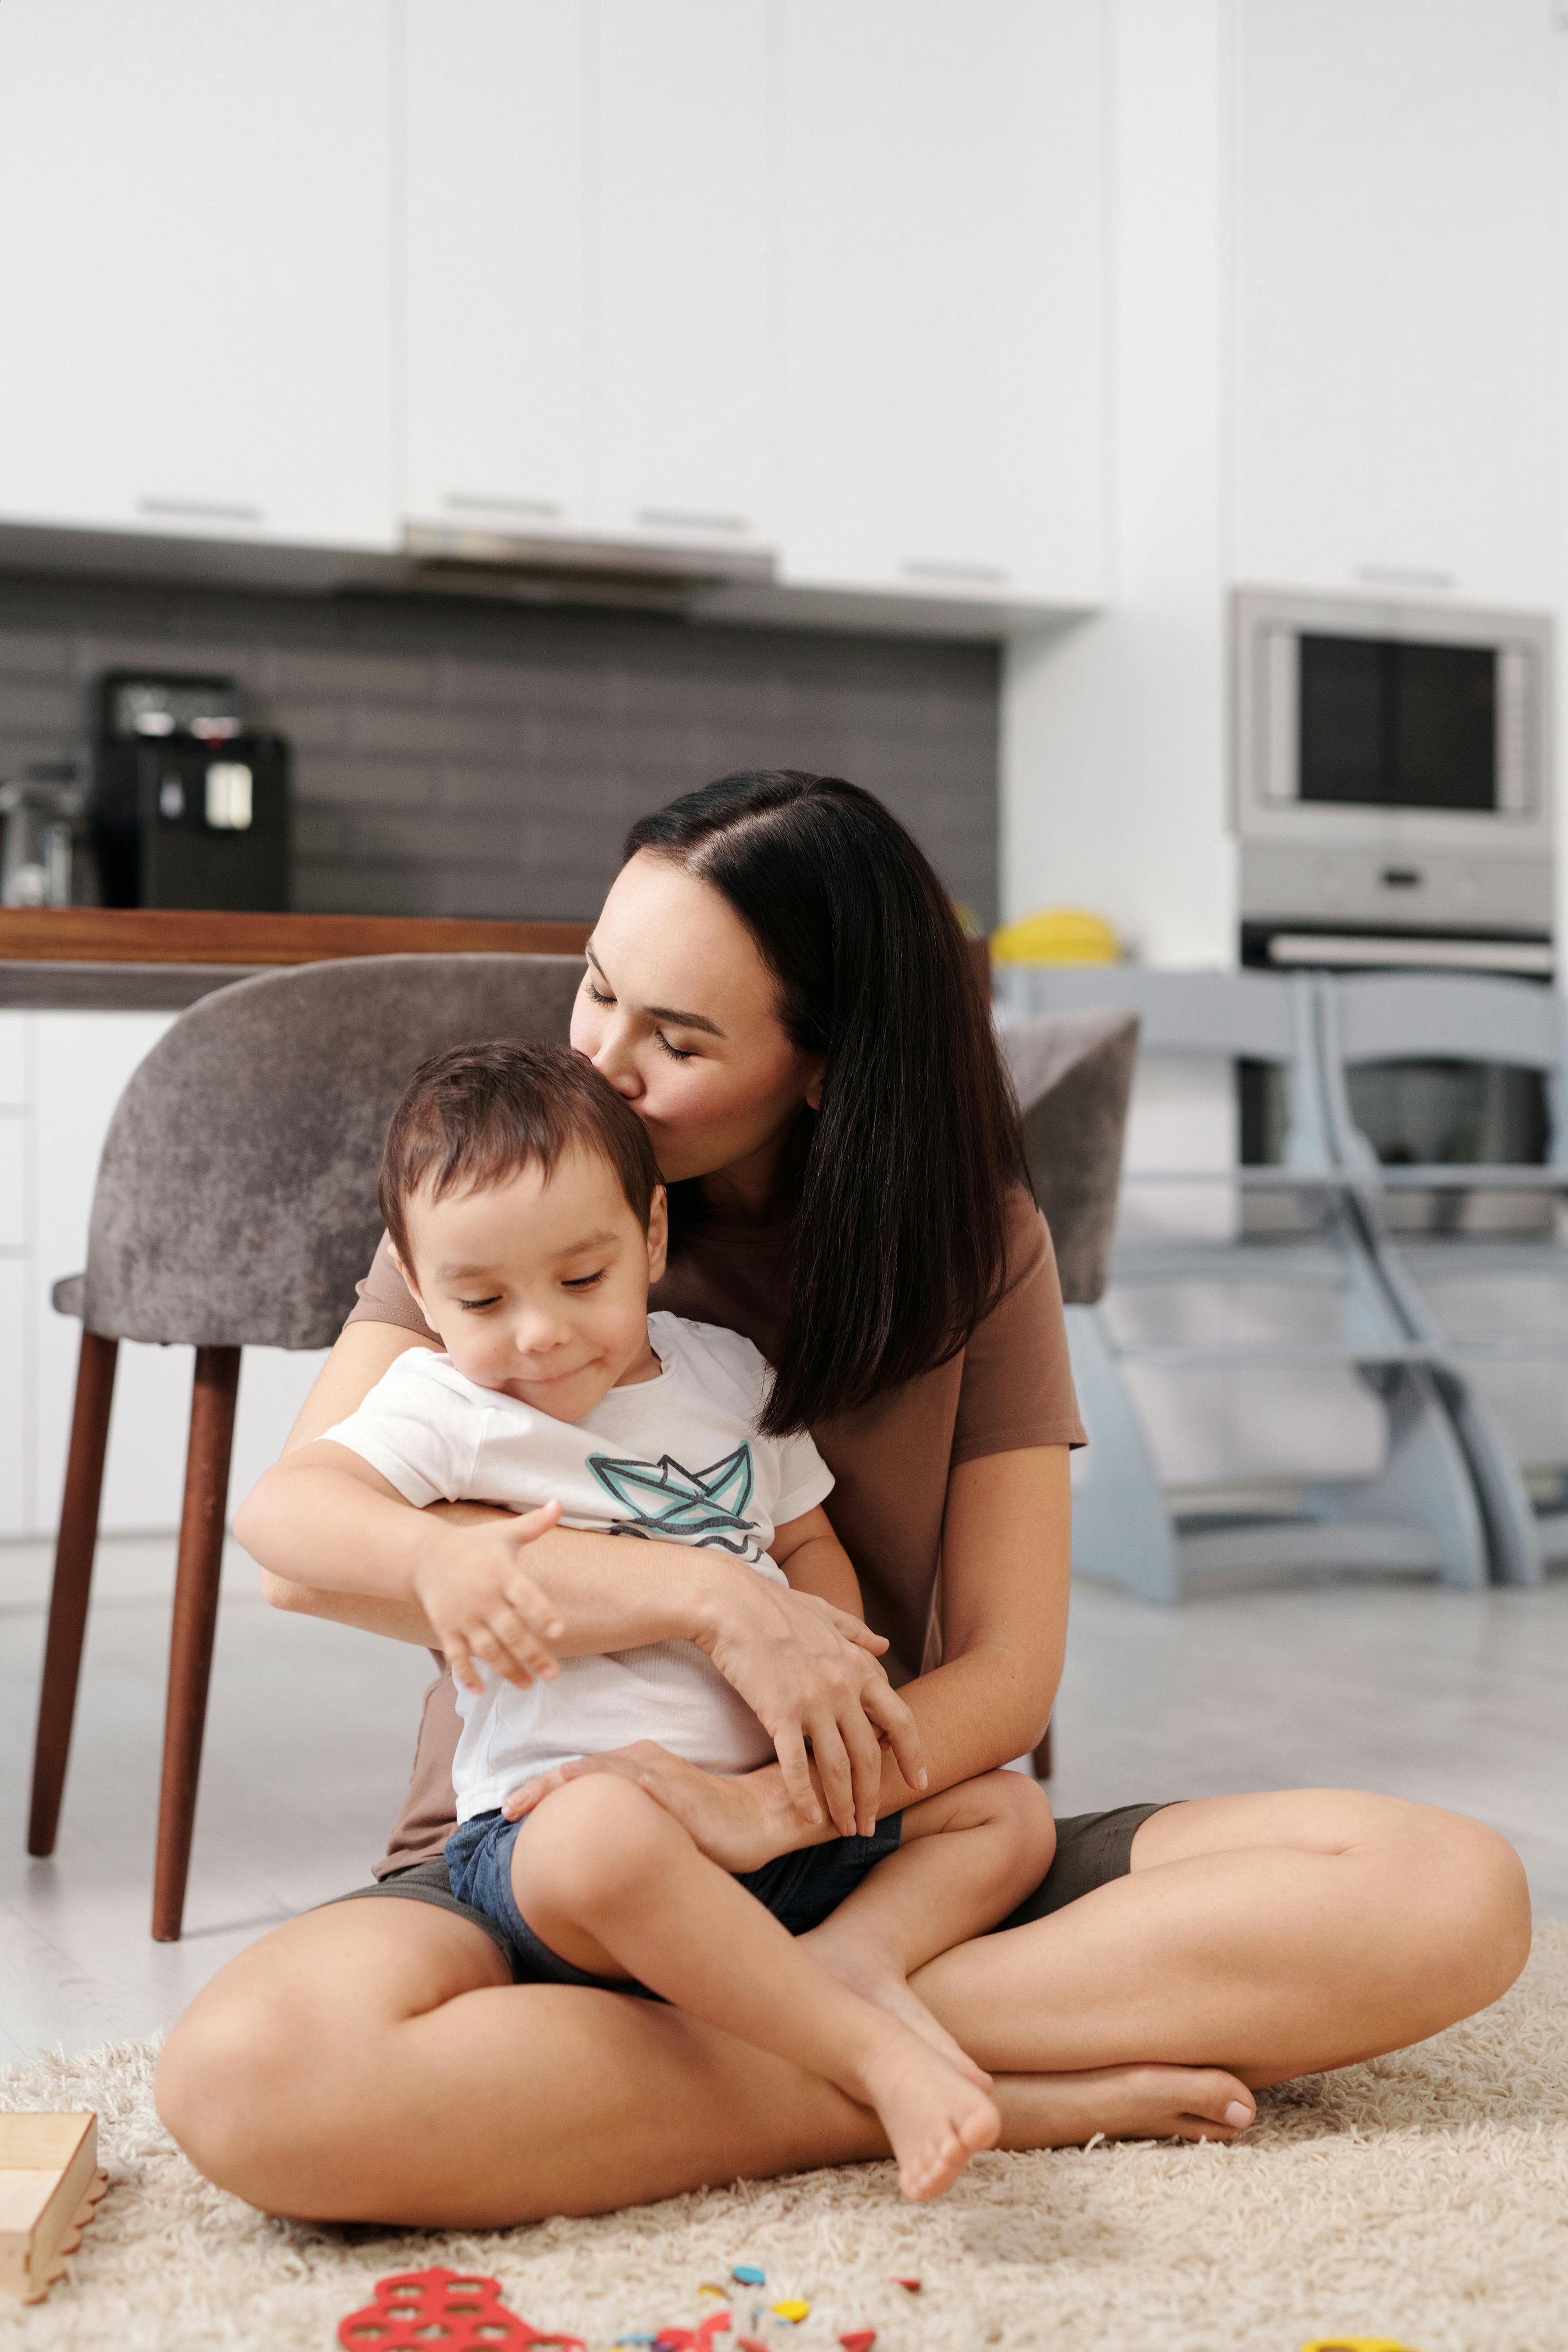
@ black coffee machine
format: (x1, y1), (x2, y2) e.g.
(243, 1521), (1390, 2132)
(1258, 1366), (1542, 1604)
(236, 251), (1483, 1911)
(88, 671), (291, 911)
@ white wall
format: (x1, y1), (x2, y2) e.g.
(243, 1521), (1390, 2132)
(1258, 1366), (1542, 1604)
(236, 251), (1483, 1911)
(1002, 0), (1234, 966)
(1002, 0), (1568, 965)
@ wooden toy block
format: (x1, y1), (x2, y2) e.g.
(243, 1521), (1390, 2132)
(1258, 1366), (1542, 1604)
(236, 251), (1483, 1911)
(0, 2112), (108, 2304)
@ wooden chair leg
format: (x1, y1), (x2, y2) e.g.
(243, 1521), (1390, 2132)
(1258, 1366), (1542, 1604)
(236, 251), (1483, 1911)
(1032, 1722), (1053, 1782)
(28, 1329), (119, 1858)
(152, 1345), (241, 1943)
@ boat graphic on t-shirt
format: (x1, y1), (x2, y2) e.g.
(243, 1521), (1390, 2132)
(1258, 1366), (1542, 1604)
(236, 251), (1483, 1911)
(587, 1442), (763, 1557)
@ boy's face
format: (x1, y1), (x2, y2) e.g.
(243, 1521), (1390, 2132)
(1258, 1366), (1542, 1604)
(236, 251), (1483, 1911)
(395, 1144), (668, 1422)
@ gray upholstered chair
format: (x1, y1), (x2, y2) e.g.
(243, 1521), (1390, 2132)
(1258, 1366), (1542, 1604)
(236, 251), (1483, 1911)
(1000, 1004), (1140, 1310)
(28, 952), (585, 1941)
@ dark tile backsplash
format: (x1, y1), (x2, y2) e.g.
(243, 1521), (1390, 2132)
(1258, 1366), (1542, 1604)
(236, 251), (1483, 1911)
(0, 572), (1000, 927)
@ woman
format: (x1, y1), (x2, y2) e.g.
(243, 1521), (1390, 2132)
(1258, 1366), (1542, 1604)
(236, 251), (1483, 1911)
(156, 771), (1529, 2226)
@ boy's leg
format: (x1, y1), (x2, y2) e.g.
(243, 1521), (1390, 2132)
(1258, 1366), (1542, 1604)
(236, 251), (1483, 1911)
(801, 1771), (1057, 2071)
(509, 1772), (1001, 2200)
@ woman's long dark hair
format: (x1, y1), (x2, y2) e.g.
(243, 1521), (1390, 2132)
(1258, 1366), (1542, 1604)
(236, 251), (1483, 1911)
(623, 771), (1029, 1434)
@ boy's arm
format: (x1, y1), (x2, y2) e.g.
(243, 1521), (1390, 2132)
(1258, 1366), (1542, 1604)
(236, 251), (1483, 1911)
(239, 1446), (879, 1707)
(234, 1442), (567, 1692)
(770, 1504), (865, 1621)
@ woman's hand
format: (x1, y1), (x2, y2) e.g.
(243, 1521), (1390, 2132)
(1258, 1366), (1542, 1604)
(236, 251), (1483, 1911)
(502, 1742), (810, 1875)
(691, 1580), (925, 1836)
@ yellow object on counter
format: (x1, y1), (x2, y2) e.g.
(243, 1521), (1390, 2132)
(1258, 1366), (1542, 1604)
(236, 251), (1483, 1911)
(988, 907), (1121, 965)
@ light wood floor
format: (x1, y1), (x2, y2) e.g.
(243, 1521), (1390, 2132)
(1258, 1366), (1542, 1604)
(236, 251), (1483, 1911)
(2, 1537), (1564, 2064)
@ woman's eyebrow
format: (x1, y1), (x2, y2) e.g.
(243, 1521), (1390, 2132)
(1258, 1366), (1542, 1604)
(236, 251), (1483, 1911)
(645, 1001), (724, 1037)
(584, 942), (725, 1037)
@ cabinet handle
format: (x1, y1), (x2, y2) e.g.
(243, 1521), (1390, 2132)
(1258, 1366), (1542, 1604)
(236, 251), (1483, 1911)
(637, 507), (748, 535)
(140, 496), (263, 524)
(1356, 563), (1455, 591)
(445, 493), (563, 520)
(902, 558), (1008, 586)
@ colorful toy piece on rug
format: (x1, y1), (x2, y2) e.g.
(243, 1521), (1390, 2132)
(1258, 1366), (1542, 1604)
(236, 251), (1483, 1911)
(336, 2269), (586, 2351)
(650, 2312), (732, 2352)
(336, 2265), (883, 2352)
(1300, 2340), (1429, 2351)
(0, 2112), (109, 2305)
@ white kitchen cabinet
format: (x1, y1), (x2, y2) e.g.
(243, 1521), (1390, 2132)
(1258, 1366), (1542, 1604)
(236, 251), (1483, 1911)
(402, 1), (590, 541)
(404, 0), (772, 558)
(0, 1), (394, 552)
(776, 0), (1106, 607)
(594, 0), (772, 551)
(1234, 0), (1566, 606)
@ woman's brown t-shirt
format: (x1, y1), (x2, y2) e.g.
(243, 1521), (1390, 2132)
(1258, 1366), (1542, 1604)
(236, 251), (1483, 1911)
(347, 1191), (1085, 1873)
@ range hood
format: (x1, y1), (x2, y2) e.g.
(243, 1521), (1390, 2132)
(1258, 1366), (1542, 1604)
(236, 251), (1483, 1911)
(393, 523), (778, 611)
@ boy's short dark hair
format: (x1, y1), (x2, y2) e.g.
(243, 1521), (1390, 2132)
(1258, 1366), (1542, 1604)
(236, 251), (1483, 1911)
(379, 1038), (661, 1269)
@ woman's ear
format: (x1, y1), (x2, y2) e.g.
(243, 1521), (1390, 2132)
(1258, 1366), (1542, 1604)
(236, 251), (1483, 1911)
(645, 1185), (670, 1286)
(804, 1057), (827, 1112)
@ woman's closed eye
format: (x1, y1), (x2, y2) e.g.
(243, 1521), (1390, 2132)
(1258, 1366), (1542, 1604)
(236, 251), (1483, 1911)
(585, 968), (692, 1057)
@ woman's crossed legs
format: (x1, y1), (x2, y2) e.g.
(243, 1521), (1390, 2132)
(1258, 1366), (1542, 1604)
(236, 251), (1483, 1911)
(155, 1787), (1530, 2227)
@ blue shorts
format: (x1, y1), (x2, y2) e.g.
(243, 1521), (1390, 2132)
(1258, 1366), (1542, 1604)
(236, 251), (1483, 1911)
(444, 1803), (904, 1998)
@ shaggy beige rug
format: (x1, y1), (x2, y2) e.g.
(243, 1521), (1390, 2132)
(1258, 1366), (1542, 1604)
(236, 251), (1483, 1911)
(3, 1928), (1566, 2352)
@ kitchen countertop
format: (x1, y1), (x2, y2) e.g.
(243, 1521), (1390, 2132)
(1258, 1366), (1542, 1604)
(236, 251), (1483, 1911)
(0, 908), (591, 1010)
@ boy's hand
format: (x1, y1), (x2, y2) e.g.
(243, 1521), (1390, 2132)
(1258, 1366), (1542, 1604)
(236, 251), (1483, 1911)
(412, 1500), (566, 1693)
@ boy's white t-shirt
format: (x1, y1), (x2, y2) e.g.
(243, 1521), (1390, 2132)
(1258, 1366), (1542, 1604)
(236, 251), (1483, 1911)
(322, 1311), (835, 1821)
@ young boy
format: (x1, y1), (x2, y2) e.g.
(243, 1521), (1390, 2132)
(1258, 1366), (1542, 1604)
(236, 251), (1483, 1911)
(237, 1041), (1055, 2202)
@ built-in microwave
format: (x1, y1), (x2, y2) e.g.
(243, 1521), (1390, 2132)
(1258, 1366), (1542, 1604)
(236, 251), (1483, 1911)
(1232, 588), (1554, 947)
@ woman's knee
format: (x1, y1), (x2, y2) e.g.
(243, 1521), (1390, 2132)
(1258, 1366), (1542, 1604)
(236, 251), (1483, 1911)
(158, 1900), (505, 2208)
(1419, 1810), (1531, 2012)
(1322, 1796), (1530, 2032)
(157, 1978), (318, 2196)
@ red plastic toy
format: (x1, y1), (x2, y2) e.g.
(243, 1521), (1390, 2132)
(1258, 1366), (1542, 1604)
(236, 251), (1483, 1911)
(336, 2268), (586, 2352)
(653, 2315), (732, 2352)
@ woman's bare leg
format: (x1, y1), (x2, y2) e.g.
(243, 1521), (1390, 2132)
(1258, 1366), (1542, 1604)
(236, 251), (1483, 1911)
(154, 1895), (1248, 2224)
(156, 1789), (1531, 2224)
(911, 1790), (1532, 2088)
(157, 1895), (892, 2224)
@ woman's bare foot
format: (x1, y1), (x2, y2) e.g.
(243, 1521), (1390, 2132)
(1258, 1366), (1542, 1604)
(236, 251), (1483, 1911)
(852, 2022), (1002, 2201)
(995, 2062), (1257, 2150)
(802, 1925), (993, 2091)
